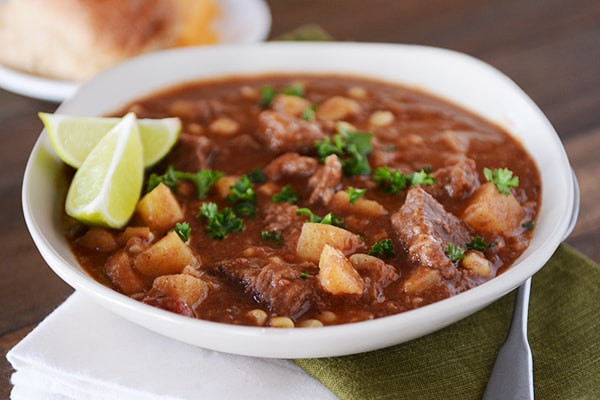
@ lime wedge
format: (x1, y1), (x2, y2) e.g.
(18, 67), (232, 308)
(65, 113), (143, 228)
(39, 112), (181, 168)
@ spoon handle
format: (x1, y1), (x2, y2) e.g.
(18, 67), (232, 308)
(482, 278), (534, 400)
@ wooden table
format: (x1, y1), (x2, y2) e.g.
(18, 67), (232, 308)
(1, 0), (598, 396)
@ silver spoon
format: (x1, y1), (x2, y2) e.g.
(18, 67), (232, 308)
(482, 169), (580, 400)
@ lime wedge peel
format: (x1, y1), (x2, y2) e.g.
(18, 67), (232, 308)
(39, 112), (181, 168)
(65, 112), (144, 228)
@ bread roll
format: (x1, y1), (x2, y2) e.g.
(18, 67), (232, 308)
(0, 0), (218, 81)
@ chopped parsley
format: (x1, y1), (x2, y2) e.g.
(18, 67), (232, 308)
(484, 167), (519, 195)
(259, 85), (277, 108)
(522, 220), (535, 230)
(226, 175), (256, 217)
(302, 106), (316, 121)
(409, 169), (436, 186)
(173, 222), (191, 242)
(197, 202), (244, 240)
(261, 230), (282, 245)
(299, 272), (309, 280)
(147, 166), (224, 200)
(373, 167), (408, 193)
(445, 243), (466, 262)
(147, 165), (179, 192)
(272, 185), (299, 204)
(314, 124), (373, 176)
(346, 187), (366, 205)
(315, 134), (345, 159)
(466, 235), (496, 251)
(296, 208), (345, 227)
(281, 83), (305, 97)
(374, 167), (436, 194)
(247, 168), (266, 184)
(368, 239), (395, 259)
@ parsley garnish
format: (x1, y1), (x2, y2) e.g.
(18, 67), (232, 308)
(197, 202), (244, 240)
(272, 185), (299, 204)
(315, 134), (345, 160)
(466, 235), (496, 251)
(409, 169), (436, 186)
(147, 166), (224, 200)
(296, 208), (345, 227)
(445, 243), (466, 262)
(484, 167), (519, 195)
(226, 175), (256, 217)
(374, 167), (435, 194)
(299, 272), (309, 280)
(247, 168), (266, 184)
(261, 230), (282, 245)
(147, 165), (179, 192)
(173, 222), (191, 242)
(368, 239), (395, 259)
(347, 187), (366, 205)
(373, 167), (408, 193)
(314, 124), (373, 176)
(302, 106), (316, 121)
(281, 83), (305, 97)
(259, 85), (277, 108)
(522, 220), (535, 230)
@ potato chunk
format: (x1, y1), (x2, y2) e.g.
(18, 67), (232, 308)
(136, 183), (183, 232)
(296, 222), (363, 262)
(213, 176), (239, 199)
(104, 250), (146, 295)
(151, 274), (209, 309)
(316, 96), (360, 121)
(403, 267), (441, 294)
(77, 227), (118, 252)
(330, 190), (387, 217)
(209, 117), (239, 136)
(271, 94), (312, 117)
(461, 250), (492, 276)
(462, 182), (525, 235)
(133, 231), (199, 279)
(318, 244), (364, 295)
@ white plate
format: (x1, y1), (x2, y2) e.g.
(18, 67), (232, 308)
(0, 0), (271, 102)
(22, 42), (576, 358)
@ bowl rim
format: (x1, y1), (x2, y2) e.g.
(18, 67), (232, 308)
(22, 42), (576, 358)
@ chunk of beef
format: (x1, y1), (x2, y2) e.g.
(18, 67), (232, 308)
(166, 133), (214, 172)
(263, 202), (303, 251)
(264, 202), (301, 233)
(263, 152), (318, 181)
(391, 187), (472, 280)
(425, 157), (480, 200)
(256, 110), (326, 154)
(213, 257), (317, 318)
(307, 154), (342, 206)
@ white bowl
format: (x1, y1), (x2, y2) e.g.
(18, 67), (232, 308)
(22, 42), (576, 358)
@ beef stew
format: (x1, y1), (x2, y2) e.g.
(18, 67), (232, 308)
(66, 74), (541, 327)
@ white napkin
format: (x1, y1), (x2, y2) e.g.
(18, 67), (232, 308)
(6, 292), (338, 400)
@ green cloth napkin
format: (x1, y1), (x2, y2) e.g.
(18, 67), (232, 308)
(295, 244), (600, 399)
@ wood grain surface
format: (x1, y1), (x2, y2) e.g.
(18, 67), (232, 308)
(1, 0), (598, 396)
